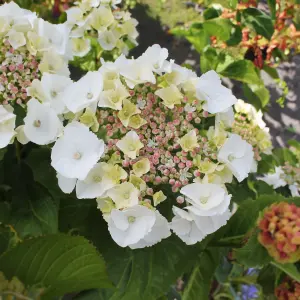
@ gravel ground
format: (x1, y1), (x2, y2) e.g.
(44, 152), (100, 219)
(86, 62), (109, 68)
(130, 4), (300, 147)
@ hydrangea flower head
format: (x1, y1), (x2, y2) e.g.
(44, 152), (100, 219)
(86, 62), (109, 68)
(0, 2), (70, 106)
(258, 202), (300, 263)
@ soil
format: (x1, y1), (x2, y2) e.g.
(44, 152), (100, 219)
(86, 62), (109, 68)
(130, 4), (300, 147)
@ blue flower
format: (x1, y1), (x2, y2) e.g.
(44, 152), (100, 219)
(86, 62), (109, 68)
(241, 284), (259, 300)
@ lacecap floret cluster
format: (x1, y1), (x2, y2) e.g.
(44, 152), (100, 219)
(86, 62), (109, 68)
(66, 0), (138, 58)
(0, 43), (257, 248)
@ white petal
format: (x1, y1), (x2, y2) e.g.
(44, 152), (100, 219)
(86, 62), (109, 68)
(57, 173), (76, 193)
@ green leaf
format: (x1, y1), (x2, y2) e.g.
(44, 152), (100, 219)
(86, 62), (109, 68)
(0, 202), (10, 223)
(224, 194), (286, 237)
(227, 180), (255, 204)
(60, 204), (209, 300)
(267, 0), (276, 20)
(257, 153), (277, 174)
(243, 83), (270, 109)
(182, 248), (221, 300)
(0, 224), (19, 255)
(242, 8), (274, 40)
(257, 265), (277, 295)
(9, 182), (58, 239)
(203, 18), (233, 41)
(263, 64), (279, 79)
(271, 262), (300, 282)
(235, 229), (271, 267)
(0, 148), (6, 161)
(171, 25), (210, 53)
(203, 7), (221, 20)
(220, 60), (262, 85)
(273, 148), (298, 165)
(0, 234), (112, 298)
(226, 25), (242, 46)
(200, 47), (219, 73)
(25, 147), (63, 199)
(2, 155), (59, 239)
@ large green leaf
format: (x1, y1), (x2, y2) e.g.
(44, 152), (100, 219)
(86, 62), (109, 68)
(220, 60), (262, 85)
(182, 248), (221, 300)
(271, 262), (300, 282)
(203, 18), (233, 41)
(235, 229), (271, 267)
(2, 152), (59, 238)
(9, 182), (58, 239)
(242, 8), (274, 40)
(0, 234), (112, 299)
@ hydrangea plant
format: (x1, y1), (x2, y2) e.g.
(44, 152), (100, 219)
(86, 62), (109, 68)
(0, 1), (299, 299)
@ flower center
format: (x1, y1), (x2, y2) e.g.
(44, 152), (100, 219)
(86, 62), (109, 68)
(93, 176), (102, 183)
(200, 196), (209, 204)
(128, 144), (135, 151)
(51, 90), (57, 98)
(87, 92), (93, 99)
(128, 216), (136, 223)
(112, 98), (119, 103)
(33, 120), (41, 128)
(228, 154), (236, 162)
(73, 152), (82, 160)
(124, 192), (130, 199)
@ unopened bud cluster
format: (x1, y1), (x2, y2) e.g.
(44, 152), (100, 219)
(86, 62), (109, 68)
(275, 277), (300, 300)
(258, 202), (300, 263)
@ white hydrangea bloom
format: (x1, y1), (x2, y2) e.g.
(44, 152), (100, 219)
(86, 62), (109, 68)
(63, 71), (103, 113)
(106, 182), (139, 209)
(0, 1), (36, 24)
(23, 98), (63, 145)
(0, 105), (16, 148)
(170, 206), (230, 245)
(108, 205), (156, 247)
(51, 122), (105, 180)
(35, 19), (72, 59)
(130, 211), (171, 249)
(196, 70), (237, 114)
(116, 130), (144, 159)
(40, 73), (73, 114)
(180, 183), (231, 216)
(115, 55), (156, 89)
(218, 133), (254, 182)
(98, 30), (117, 51)
(234, 99), (266, 129)
(6, 29), (26, 49)
(139, 44), (170, 75)
(257, 166), (287, 189)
